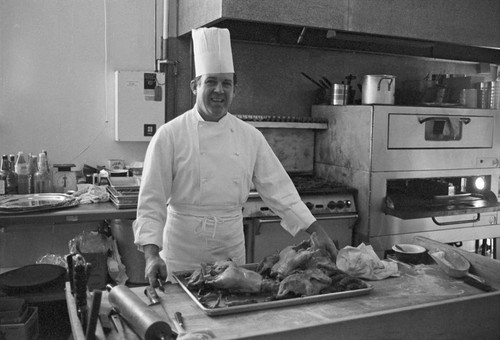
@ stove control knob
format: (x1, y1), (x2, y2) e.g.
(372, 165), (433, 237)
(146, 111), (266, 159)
(336, 200), (345, 209)
(345, 200), (352, 208)
(327, 201), (336, 210)
(305, 202), (314, 210)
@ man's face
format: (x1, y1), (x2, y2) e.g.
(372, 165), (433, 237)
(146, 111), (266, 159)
(191, 73), (235, 122)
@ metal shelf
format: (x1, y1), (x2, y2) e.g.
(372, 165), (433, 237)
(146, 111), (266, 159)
(245, 121), (328, 129)
(235, 115), (329, 129)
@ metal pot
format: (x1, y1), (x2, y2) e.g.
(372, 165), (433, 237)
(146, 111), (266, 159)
(327, 84), (350, 105)
(362, 75), (396, 105)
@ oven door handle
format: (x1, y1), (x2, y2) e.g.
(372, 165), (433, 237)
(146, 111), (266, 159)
(254, 214), (359, 235)
(418, 117), (471, 125)
(431, 213), (480, 226)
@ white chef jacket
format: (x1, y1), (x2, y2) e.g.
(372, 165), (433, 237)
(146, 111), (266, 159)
(134, 108), (315, 277)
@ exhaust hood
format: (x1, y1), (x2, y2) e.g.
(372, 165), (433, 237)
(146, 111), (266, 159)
(177, 0), (500, 64)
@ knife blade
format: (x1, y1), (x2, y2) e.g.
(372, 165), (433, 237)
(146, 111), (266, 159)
(144, 286), (177, 338)
(108, 310), (125, 336)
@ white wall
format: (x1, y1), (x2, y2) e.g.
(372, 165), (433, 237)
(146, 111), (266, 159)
(0, 0), (164, 169)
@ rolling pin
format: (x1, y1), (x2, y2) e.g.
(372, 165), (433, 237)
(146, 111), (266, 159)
(107, 284), (173, 340)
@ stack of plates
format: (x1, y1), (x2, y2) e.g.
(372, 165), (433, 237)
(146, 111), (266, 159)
(490, 81), (500, 109)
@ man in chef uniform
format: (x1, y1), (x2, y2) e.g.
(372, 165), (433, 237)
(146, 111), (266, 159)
(134, 27), (338, 285)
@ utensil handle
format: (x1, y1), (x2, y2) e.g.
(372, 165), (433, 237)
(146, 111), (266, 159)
(466, 272), (486, 284)
(174, 312), (185, 333)
(376, 76), (394, 91)
(431, 214), (480, 226)
(300, 72), (325, 89)
(463, 274), (496, 292)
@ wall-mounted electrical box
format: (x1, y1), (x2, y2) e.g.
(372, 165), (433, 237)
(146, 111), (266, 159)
(115, 71), (165, 142)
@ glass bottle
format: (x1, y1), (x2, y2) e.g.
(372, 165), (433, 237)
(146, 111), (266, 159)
(0, 155), (7, 195)
(34, 152), (52, 193)
(42, 149), (51, 176)
(8, 154), (16, 170)
(3, 154), (18, 194)
(15, 151), (30, 194)
(27, 153), (38, 194)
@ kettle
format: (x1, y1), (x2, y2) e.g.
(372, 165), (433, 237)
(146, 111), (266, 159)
(361, 75), (396, 105)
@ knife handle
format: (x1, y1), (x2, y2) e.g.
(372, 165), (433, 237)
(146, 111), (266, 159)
(174, 312), (184, 330)
(66, 253), (75, 293)
(85, 290), (102, 340)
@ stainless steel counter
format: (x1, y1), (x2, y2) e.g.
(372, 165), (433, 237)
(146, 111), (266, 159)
(0, 202), (136, 226)
(68, 238), (500, 340)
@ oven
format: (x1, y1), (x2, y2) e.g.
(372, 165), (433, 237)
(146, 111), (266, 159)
(312, 105), (500, 257)
(243, 174), (358, 263)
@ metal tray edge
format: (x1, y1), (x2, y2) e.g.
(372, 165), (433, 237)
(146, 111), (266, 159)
(172, 267), (373, 316)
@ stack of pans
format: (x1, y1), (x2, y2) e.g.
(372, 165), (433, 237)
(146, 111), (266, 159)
(107, 177), (140, 209)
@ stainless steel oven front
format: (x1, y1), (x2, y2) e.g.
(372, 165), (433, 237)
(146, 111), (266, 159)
(243, 180), (358, 263)
(313, 105), (500, 257)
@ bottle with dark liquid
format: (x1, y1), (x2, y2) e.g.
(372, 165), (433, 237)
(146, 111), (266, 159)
(2, 154), (18, 194)
(0, 155), (7, 194)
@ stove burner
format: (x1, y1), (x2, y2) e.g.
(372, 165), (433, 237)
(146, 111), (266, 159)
(289, 174), (356, 195)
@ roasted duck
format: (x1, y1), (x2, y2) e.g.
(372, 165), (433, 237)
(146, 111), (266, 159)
(185, 232), (367, 304)
(276, 268), (332, 298)
(205, 261), (277, 294)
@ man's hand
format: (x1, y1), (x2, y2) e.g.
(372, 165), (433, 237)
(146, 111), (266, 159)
(305, 221), (339, 260)
(143, 244), (168, 287)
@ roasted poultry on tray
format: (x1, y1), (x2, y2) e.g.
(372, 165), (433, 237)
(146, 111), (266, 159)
(182, 233), (367, 308)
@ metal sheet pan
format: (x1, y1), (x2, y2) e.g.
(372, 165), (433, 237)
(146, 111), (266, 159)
(172, 264), (373, 316)
(107, 186), (138, 209)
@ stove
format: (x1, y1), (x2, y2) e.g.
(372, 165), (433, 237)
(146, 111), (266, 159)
(243, 174), (357, 218)
(243, 174), (359, 263)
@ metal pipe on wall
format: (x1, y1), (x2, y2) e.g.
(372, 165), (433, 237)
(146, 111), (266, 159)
(162, 0), (168, 59)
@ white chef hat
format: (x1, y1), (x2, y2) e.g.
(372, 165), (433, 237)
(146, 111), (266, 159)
(192, 27), (234, 77)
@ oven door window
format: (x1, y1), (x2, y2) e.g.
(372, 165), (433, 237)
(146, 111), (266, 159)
(423, 117), (464, 141)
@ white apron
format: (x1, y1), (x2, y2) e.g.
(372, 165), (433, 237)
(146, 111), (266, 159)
(161, 118), (248, 281)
